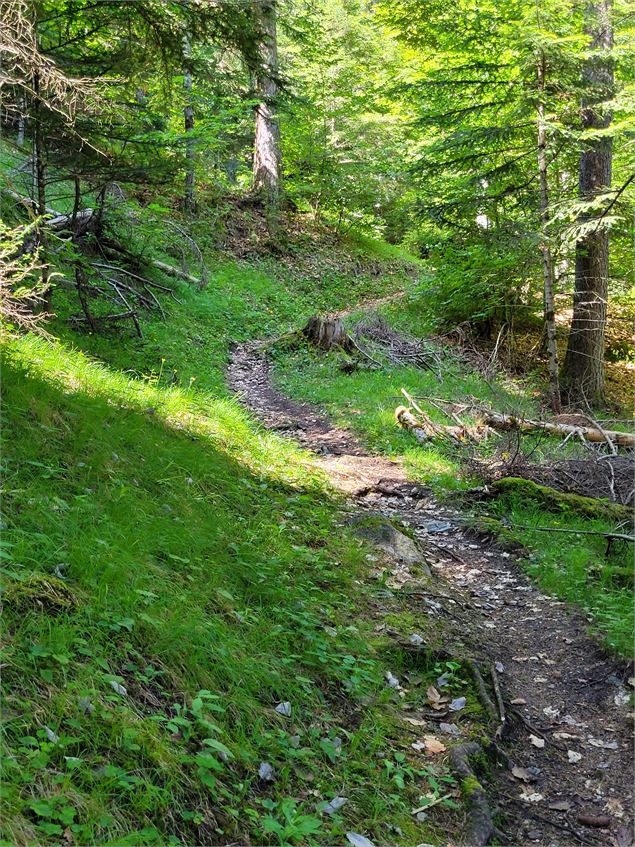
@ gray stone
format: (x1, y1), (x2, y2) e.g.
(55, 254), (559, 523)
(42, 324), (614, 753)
(353, 518), (431, 576)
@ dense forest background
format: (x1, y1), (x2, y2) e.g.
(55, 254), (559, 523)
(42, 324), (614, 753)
(2, 0), (634, 407)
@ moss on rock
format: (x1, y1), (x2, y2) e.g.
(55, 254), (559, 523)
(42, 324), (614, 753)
(492, 477), (633, 523)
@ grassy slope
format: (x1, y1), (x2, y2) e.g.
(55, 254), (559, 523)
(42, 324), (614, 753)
(273, 298), (634, 656)
(2, 241), (468, 846)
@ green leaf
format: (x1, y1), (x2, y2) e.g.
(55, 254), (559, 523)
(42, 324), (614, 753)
(201, 738), (232, 758)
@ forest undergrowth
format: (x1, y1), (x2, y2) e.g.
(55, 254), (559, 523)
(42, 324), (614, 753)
(272, 296), (634, 657)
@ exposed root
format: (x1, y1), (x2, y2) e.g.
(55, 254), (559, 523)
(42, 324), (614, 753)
(449, 742), (496, 846)
(467, 660), (498, 725)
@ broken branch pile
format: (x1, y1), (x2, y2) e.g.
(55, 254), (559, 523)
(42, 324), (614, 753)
(4, 189), (205, 335)
(302, 313), (442, 375)
(396, 392), (635, 451)
(354, 314), (442, 376)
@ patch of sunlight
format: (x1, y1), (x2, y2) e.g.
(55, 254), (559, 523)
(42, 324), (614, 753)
(403, 446), (469, 489)
(4, 333), (329, 491)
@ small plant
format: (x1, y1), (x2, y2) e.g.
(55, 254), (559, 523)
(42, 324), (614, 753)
(259, 798), (322, 845)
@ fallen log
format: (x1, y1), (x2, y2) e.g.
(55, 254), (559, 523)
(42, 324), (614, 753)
(399, 392), (635, 450)
(481, 410), (635, 449)
(490, 477), (634, 523)
(396, 403), (489, 445)
(147, 258), (201, 286)
(395, 405), (432, 443)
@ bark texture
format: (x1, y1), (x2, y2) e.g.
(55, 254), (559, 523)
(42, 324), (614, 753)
(536, 52), (560, 413)
(303, 315), (351, 351)
(252, 0), (281, 211)
(183, 29), (195, 214)
(561, 0), (614, 405)
(32, 71), (49, 297)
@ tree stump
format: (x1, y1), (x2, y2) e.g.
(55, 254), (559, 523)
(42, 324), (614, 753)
(303, 315), (352, 352)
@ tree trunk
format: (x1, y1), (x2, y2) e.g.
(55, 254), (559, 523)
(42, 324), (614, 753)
(17, 96), (26, 146)
(303, 315), (351, 351)
(183, 28), (195, 214)
(561, 0), (614, 405)
(252, 0), (281, 214)
(32, 72), (50, 300)
(536, 51), (561, 413)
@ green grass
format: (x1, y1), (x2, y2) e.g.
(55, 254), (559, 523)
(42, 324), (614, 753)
(271, 303), (634, 657)
(271, 301), (536, 494)
(488, 495), (634, 657)
(1, 243), (475, 846)
(49, 244), (419, 395)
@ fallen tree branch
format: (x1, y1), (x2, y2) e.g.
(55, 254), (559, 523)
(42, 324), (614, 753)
(580, 413), (618, 456)
(411, 792), (455, 815)
(480, 409), (635, 449)
(396, 402), (490, 445)
(506, 523), (634, 543)
(395, 405), (431, 443)
(5, 192), (203, 288)
(406, 395), (635, 449)
(401, 389), (457, 441)
(147, 258), (201, 285)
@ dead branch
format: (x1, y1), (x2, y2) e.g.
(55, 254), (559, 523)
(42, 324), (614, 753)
(5, 192), (203, 289)
(395, 405), (431, 443)
(480, 409), (635, 449)
(506, 524), (633, 543)
(354, 314), (442, 377)
(579, 413), (618, 456)
(148, 258), (200, 286)
(396, 402), (490, 445)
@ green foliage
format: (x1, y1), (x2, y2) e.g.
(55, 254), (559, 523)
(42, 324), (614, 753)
(281, 0), (412, 236)
(1, 244), (461, 845)
(376, 0), (635, 329)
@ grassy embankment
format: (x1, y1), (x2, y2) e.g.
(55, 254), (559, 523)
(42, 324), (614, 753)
(1, 236), (481, 846)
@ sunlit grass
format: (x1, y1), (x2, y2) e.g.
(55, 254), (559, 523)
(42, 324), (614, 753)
(1, 247), (462, 846)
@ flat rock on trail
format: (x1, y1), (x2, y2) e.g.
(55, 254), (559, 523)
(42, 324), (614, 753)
(229, 340), (634, 847)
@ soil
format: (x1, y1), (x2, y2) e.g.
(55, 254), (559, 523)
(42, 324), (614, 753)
(228, 341), (634, 847)
(471, 455), (635, 508)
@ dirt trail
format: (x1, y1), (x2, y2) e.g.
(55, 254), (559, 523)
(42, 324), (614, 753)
(229, 341), (634, 847)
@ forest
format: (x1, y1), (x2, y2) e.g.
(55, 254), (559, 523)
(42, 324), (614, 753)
(1, 0), (634, 845)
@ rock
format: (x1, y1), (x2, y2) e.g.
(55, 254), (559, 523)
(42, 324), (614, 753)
(258, 762), (275, 781)
(577, 815), (611, 829)
(352, 517), (431, 575)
